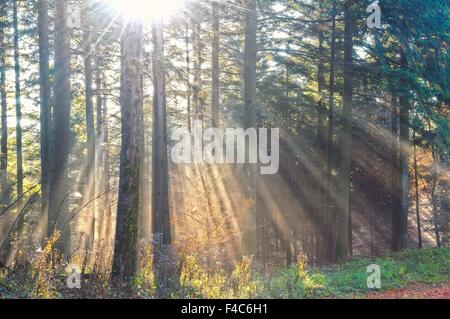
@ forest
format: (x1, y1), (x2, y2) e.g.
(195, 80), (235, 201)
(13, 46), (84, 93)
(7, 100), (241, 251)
(0, 0), (448, 299)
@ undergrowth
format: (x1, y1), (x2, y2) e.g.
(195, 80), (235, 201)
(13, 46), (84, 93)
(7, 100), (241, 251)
(0, 247), (448, 299)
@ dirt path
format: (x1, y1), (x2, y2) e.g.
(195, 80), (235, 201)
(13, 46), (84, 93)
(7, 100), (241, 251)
(365, 283), (450, 299)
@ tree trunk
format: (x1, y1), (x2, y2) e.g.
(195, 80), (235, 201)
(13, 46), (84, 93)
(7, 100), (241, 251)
(413, 130), (422, 248)
(211, 1), (220, 127)
(185, 24), (191, 131)
(95, 56), (104, 242)
(192, 11), (203, 122)
(7, 0), (24, 264)
(315, 30), (326, 264)
(393, 51), (410, 251)
(151, 19), (170, 248)
(102, 97), (112, 242)
(151, 20), (173, 295)
(48, 0), (72, 255)
(0, 1), (9, 255)
(38, 0), (51, 241)
(242, 0), (257, 257)
(112, 20), (144, 280)
(0, 3), (8, 208)
(13, 0), (23, 205)
(324, 0), (337, 263)
(83, 21), (95, 249)
(390, 94), (400, 250)
(430, 147), (442, 248)
(336, 0), (354, 262)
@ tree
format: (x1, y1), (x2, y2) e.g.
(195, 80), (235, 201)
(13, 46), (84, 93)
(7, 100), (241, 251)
(38, 0), (51, 238)
(336, 0), (355, 262)
(185, 23), (192, 131)
(151, 18), (171, 274)
(211, 1), (220, 127)
(112, 19), (144, 280)
(49, 0), (72, 255)
(83, 8), (96, 248)
(241, 0), (257, 257)
(4, 0), (25, 266)
(315, 14), (327, 264)
(412, 128), (422, 248)
(192, 6), (204, 122)
(100, 97), (112, 241)
(95, 55), (104, 241)
(0, 1), (8, 207)
(393, 51), (410, 251)
(13, 0), (23, 205)
(325, 0), (338, 263)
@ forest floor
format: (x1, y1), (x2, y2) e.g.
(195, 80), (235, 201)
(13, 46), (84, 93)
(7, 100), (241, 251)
(365, 283), (450, 299)
(0, 247), (449, 299)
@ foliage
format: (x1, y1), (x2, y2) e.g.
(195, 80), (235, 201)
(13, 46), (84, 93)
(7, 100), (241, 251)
(0, 246), (448, 299)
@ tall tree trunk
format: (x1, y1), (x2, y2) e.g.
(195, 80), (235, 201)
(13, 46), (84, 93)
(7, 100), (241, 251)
(0, 2), (8, 208)
(151, 19), (171, 251)
(192, 11), (203, 122)
(324, 0), (337, 263)
(211, 1), (220, 127)
(151, 20), (173, 295)
(393, 51), (410, 251)
(185, 24), (191, 131)
(49, 0), (71, 255)
(315, 30), (326, 264)
(13, 0), (23, 205)
(390, 94), (401, 250)
(336, 0), (355, 262)
(284, 66), (291, 266)
(83, 21), (95, 249)
(0, 1), (9, 255)
(242, 0), (257, 257)
(95, 56), (104, 242)
(139, 96), (149, 242)
(413, 130), (422, 248)
(38, 0), (51, 241)
(430, 146), (442, 248)
(112, 20), (144, 280)
(7, 0), (24, 265)
(102, 97), (112, 241)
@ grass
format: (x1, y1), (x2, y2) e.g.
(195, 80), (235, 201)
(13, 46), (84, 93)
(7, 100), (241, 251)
(259, 247), (450, 298)
(0, 247), (449, 299)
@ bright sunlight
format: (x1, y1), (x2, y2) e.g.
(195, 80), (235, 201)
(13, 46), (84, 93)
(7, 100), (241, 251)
(105, 0), (184, 20)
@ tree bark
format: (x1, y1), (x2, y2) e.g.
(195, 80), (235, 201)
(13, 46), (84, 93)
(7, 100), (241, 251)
(112, 20), (144, 280)
(324, 0), (337, 263)
(13, 0), (23, 205)
(48, 0), (72, 255)
(151, 20), (173, 295)
(95, 56), (104, 242)
(83, 19), (95, 248)
(336, 0), (355, 262)
(0, 1), (8, 253)
(211, 1), (220, 127)
(242, 0), (257, 257)
(38, 0), (51, 240)
(192, 10), (203, 122)
(390, 94), (401, 250)
(0, 3), (8, 207)
(151, 19), (170, 247)
(315, 29), (326, 264)
(185, 24), (191, 131)
(101, 97), (112, 241)
(413, 130), (422, 248)
(393, 51), (410, 251)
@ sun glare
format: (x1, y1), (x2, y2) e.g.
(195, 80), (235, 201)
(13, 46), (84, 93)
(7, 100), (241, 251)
(106, 0), (184, 21)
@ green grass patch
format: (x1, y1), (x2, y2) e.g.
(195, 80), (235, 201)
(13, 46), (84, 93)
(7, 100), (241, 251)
(259, 247), (450, 298)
